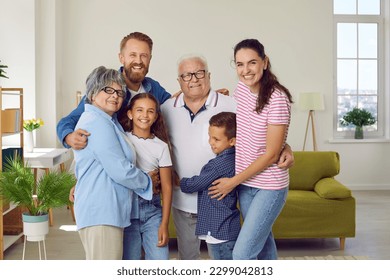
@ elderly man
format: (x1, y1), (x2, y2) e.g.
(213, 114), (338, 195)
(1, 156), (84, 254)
(161, 55), (294, 260)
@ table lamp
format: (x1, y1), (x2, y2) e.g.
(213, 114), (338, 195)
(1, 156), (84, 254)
(299, 92), (325, 151)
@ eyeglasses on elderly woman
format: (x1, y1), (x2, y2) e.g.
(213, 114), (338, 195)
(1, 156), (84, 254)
(101, 86), (125, 98)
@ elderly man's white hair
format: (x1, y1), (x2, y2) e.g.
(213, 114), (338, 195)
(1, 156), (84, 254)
(176, 54), (209, 75)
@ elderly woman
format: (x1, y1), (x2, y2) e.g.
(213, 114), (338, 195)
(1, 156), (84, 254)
(73, 66), (152, 260)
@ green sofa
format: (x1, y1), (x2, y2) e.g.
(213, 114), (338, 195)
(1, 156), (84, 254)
(272, 151), (356, 249)
(168, 151), (356, 250)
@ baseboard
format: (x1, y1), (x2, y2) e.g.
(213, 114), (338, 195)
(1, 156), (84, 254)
(346, 184), (390, 191)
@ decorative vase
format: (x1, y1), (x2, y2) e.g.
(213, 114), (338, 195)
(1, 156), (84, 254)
(355, 126), (363, 139)
(24, 130), (34, 152)
(22, 213), (49, 241)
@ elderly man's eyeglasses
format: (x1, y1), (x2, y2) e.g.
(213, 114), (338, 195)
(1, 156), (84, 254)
(101, 86), (125, 98)
(179, 70), (207, 82)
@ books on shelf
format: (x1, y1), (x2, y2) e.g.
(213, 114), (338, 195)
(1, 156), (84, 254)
(1, 108), (20, 133)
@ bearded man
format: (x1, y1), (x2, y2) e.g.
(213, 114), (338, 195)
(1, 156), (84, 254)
(57, 32), (171, 149)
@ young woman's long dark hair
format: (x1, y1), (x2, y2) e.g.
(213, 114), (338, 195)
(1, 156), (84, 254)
(234, 39), (293, 113)
(118, 93), (170, 144)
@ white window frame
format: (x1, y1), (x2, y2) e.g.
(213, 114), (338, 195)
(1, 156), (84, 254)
(333, 0), (389, 140)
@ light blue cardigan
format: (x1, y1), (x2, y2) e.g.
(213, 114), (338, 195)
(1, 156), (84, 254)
(74, 104), (152, 230)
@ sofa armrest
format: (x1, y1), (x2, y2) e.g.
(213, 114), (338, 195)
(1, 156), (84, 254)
(314, 178), (352, 199)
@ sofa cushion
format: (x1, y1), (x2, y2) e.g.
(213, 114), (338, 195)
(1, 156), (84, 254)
(289, 151), (340, 191)
(273, 190), (356, 239)
(314, 178), (352, 199)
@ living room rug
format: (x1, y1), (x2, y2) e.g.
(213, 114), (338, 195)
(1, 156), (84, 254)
(278, 255), (368, 260)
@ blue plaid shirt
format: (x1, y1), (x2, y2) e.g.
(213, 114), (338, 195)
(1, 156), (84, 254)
(180, 147), (240, 241)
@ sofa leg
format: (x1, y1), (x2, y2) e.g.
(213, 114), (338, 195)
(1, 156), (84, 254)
(339, 237), (345, 250)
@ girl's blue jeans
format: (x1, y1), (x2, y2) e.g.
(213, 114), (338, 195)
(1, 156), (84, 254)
(123, 196), (169, 260)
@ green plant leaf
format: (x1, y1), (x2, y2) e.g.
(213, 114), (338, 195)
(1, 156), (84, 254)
(0, 156), (76, 216)
(0, 60), (9, 79)
(340, 107), (376, 127)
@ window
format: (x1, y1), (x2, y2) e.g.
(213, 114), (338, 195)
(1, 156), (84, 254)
(333, 0), (388, 139)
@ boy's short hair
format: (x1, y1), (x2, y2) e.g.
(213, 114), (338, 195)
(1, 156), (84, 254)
(209, 112), (236, 139)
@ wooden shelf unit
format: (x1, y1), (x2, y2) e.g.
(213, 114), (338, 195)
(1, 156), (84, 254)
(1, 87), (24, 260)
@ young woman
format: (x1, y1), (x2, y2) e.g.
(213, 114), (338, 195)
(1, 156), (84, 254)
(209, 39), (293, 260)
(119, 93), (173, 260)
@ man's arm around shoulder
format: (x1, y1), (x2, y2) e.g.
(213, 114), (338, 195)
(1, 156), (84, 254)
(56, 95), (90, 149)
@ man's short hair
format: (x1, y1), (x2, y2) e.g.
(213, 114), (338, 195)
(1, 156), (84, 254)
(209, 112), (236, 139)
(177, 54), (209, 75)
(120, 32), (153, 52)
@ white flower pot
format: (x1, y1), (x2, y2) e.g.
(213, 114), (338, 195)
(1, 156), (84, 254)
(24, 130), (34, 152)
(22, 213), (49, 241)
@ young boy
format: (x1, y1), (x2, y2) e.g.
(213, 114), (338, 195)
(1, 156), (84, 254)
(180, 112), (240, 260)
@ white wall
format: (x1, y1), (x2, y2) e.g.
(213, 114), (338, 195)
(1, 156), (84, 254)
(2, 0), (390, 190)
(0, 0), (36, 146)
(35, 0), (59, 148)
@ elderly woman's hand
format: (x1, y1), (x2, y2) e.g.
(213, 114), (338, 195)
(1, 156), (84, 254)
(69, 186), (75, 202)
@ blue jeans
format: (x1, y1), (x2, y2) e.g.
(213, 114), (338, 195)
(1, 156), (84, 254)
(207, 240), (236, 260)
(123, 196), (169, 260)
(233, 185), (288, 260)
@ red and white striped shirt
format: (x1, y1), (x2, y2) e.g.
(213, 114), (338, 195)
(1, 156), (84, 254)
(234, 82), (291, 190)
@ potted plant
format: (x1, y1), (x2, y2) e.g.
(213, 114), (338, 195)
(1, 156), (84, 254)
(0, 156), (76, 241)
(0, 60), (9, 79)
(340, 107), (376, 139)
(23, 118), (45, 152)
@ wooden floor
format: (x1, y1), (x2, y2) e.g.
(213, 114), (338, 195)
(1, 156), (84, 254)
(3, 190), (390, 260)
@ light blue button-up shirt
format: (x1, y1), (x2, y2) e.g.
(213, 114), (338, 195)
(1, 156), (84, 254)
(74, 104), (152, 230)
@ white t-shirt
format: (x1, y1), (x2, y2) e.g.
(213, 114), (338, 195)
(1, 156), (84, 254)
(126, 132), (172, 172)
(129, 84), (146, 100)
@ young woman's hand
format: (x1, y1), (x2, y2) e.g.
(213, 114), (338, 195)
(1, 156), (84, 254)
(277, 143), (294, 169)
(208, 177), (237, 201)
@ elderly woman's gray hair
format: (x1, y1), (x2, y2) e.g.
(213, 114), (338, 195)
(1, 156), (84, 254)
(85, 66), (126, 104)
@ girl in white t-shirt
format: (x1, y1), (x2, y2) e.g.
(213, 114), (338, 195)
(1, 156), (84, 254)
(209, 39), (293, 260)
(119, 93), (173, 260)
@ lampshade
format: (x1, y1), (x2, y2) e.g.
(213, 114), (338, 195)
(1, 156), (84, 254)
(298, 92), (325, 111)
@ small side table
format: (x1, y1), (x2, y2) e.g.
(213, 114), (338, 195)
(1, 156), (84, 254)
(24, 148), (73, 226)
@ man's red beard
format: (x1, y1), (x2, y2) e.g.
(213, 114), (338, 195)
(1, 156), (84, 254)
(124, 63), (149, 84)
